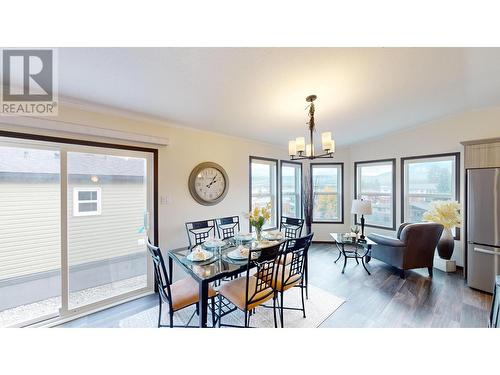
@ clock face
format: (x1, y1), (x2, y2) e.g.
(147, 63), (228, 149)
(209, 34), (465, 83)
(194, 167), (226, 202)
(188, 162), (229, 205)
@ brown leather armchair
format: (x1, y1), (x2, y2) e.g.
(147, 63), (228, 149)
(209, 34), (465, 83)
(367, 222), (444, 278)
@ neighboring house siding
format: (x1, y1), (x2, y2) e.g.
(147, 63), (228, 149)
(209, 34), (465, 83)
(0, 182), (61, 280)
(0, 181), (146, 281)
(68, 182), (146, 267)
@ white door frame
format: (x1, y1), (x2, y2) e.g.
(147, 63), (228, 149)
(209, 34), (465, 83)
(0, 135), (156, 327)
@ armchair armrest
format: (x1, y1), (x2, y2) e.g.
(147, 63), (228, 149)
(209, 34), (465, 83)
(368, 233), (406, 248)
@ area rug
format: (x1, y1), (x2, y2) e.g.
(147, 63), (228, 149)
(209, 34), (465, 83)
(119, 285), (345, 328)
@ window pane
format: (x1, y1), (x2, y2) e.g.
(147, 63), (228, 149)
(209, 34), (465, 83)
(0, 145), (61, 327)
(312, 167), (338, 192)
(357, 162), (394, 228)
(282, 193), (299, 218)
(407, 160), (453, 195)
(250, 158), (277, 229)
(79, 202), (98, 212)
(404, 155), (457, 225)
(68, 152), (148, 309)
(358, 193), (392, 227)
(312, 165), (342, 222)
(281, 163), (301, 218)
(251, 163), (271, 195)
(407, 195), (453, 223)
(359, 164), (392, 193)
(313, 193), (339, 221)
(78, 191), (92, 201)
(91, 191), (97, 200)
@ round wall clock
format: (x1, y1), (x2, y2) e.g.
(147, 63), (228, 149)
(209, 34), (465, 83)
(188, 162), (229, 206)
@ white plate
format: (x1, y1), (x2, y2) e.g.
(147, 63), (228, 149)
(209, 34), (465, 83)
(263, 232), (284, 240)
(227, 249), (258, 260)
(186, 250), (213, 262)
(203, 239), (226, 248)
(255, 240), (279, 249)
(234, 233), (253, 241)
(227, 249), (248, 260)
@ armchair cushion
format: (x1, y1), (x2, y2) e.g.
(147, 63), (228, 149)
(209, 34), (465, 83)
(368, 233), (406, 248)
(396, 222), (412, 239)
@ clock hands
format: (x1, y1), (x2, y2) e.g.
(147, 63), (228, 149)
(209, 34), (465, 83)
(206, 176), (217, 188)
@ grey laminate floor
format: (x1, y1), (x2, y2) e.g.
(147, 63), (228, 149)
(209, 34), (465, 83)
(59, 243), (492, 328)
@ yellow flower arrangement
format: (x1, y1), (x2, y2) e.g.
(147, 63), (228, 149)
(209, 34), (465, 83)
(422, 200), (461, 229)
(246, 203), (272, 233)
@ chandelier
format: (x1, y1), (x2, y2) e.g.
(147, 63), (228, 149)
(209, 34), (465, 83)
(288, 95), (335, 160)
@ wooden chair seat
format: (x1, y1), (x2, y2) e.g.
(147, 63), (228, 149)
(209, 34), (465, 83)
(219, 276), (274, 311)
(273, 265), (302, 292)
(171, 277), (217, 311)
(278, 253), (293, 266)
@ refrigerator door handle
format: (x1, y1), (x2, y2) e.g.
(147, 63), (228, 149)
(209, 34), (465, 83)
(474, 247), (500, 256)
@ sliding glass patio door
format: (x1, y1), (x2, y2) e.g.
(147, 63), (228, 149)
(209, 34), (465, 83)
(66, 150), (150, 312)
(0, 136), (155, 327)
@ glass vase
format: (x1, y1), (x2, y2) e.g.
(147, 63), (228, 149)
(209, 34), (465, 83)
(255, 227), (262, 241)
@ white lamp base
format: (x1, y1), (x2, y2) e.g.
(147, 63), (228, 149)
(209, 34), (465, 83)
(434, 257), (456, 273)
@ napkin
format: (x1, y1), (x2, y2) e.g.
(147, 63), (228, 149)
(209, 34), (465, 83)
(191, 245), (206, 260)
(236, 245), (250, 257)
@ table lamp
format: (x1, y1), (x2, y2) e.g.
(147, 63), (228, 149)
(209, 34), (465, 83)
(351, 199), (372, 240)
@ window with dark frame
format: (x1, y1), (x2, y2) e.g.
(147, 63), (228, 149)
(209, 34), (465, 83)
(311, 163), (343, 223)
(280, 160), (302, 219)
(401, 153), (460, 239)
(354, 159), (396, 230)
(249, 156), (278, 229)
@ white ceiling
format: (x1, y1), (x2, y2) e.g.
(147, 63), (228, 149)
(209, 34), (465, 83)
(55, 48), (500, 147)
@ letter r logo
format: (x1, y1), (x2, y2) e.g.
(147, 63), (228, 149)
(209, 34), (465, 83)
(2, 49), (53, 102)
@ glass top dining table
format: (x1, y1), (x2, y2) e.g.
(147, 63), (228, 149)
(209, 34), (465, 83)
(166, 238), (285, 327)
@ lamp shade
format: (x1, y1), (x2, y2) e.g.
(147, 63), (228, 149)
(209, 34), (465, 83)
(306, 143), (313, 157)
(288, 140), (296, 156)
(295, 137), (305, 152)
(321, 132), (332, 151)
(351, 199), (372, 215)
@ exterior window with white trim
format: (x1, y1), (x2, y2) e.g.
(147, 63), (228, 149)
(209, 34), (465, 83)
(73, 187), (101, 216)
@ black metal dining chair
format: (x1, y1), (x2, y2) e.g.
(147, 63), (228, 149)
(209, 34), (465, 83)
(278, 217), (310, 299)
(273, 233), (314, 328)
(146, 238), (217, 327)
(280, 216), (304, 239)
(215, 216), (240, 240)
(185, 219), (216, 247)
(217, 242), (283, 328)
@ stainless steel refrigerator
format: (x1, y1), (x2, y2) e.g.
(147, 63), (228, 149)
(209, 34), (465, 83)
(467, 168), (500, 293)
